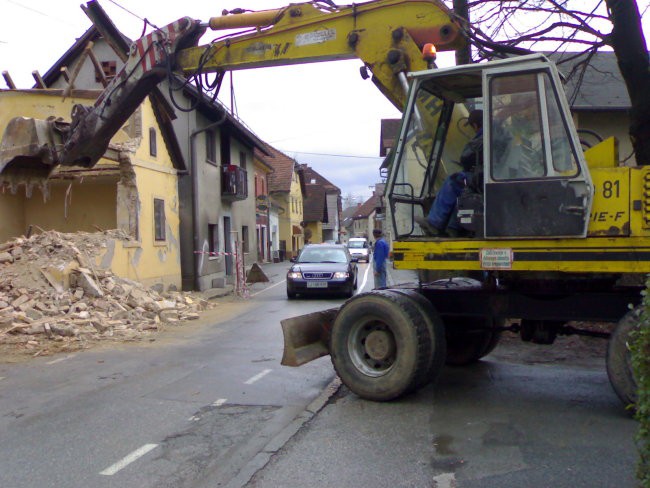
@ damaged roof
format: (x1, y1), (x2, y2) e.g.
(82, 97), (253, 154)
(39, 16), (268, 172)
(37, 25), (187, 172)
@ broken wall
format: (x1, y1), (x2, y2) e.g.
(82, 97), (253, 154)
(0, 190), (25, 240)
(23, 180), (118, 233)
(0, 91), (182, 291)
(106, 100), (182, 291)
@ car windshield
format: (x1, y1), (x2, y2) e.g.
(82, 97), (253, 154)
(347, 241), (365, 249)
(298, 248), (349, 264)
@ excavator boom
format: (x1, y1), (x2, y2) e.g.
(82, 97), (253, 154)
(0, 0), (462, 187)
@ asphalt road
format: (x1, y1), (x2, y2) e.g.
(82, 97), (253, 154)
(0, 260), (640, 487)
(249, 359), (637, 488)
(0, 261), (381, 488)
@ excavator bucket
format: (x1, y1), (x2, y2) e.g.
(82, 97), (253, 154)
(0, 116), (65, 186)
(280, 308), (338, 366)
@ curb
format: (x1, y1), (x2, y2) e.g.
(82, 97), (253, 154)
(224, 376), (342, 488)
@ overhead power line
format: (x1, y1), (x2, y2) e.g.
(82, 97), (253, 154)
(281, 149), (384, 160)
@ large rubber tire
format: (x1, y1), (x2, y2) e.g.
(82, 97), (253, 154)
(607, 308), (640, 408)
(445, 316), (502, 366)
(330, 291), (432, 401)
(383, 289), (446, 388)
(287, 290), (297, 299)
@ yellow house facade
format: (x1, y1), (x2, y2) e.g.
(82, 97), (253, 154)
(0, 89), (182, 290)
(257, 144), (306, 260)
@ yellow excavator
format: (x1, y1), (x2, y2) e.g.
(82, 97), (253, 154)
(283, 53), (649, 408)
(0, 1), (643, 408)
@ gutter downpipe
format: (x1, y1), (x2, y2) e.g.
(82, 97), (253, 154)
(189, 111), (228, 291)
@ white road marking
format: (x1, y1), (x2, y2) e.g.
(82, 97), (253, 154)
(359, 261), (371, 291)
(250, 279), (286, 297)
(432, 472), (456, 488)
(46, 354), (76, 365)
(99, 443), (158, 476)
(244, 369), (272, 385)
(189, 398), (227, 421)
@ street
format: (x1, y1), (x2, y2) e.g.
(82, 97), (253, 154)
(0, 261), (354, 488)
(0, 260), (640, 488)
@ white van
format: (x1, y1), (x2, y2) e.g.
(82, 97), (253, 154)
(347, 237), (371, 263)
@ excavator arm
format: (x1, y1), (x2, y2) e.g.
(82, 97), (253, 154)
(0, 0), (463, 187)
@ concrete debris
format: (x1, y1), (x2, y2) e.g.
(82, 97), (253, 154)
(0, 230), (214, 355)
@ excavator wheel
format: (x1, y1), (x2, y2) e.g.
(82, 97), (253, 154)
(444, 316), (503, 366)
(329, 290), (434, 401)
(382, 289), (446, 388)
(607, 307), (640, 410)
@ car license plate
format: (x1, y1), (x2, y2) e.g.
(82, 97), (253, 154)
(307, 281), (328, 288)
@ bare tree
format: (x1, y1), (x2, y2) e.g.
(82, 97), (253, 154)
(449, 0), (650, 164)
(342, 193), (364, 209)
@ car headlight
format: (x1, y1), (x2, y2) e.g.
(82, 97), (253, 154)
(333, 272), (349, 279)
(287, 271), (302, 279)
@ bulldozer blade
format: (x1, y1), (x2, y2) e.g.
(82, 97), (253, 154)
(281, 308), (338, 367)
(0, 116), (63, 184)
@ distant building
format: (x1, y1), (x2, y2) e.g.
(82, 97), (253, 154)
(256, 144), (306, 260)
(299, 165), (342, 244)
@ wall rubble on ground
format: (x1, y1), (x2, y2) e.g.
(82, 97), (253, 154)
(0, 230), (213, 356)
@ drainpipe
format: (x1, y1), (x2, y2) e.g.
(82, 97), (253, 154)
(189, 111), (227, 291)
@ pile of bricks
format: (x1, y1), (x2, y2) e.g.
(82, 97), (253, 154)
(0, 230), (211, 355)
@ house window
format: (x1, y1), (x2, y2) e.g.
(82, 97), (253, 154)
(206, 130), (216, 164)
(149, 127), (157, 157)
(154, 198), (166, 241)
(208, 223), (219, 255)
(98, 61), (117, 82)
(242, 225), (250, 253)
(239, 151), (247, 171)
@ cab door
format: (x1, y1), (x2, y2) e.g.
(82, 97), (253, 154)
(483, 64), (593, 238)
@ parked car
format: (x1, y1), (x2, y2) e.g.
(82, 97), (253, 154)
(287, 244), (358, 299)
(347, 237), (371, 263)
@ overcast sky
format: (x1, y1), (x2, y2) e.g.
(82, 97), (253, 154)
(2, 1), (646, 202)
(0, 0), (453, 203)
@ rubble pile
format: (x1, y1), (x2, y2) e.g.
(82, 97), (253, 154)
(0, 230), (212, 356)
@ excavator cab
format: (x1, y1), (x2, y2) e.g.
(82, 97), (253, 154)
(387, 54), (593, 240)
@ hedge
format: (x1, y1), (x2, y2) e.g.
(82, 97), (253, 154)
(632, 279), (650, 487)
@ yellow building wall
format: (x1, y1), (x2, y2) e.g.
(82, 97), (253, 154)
(288, 172), (304, 256)
(0, 190), (25, 240)
(23, 181), (117, 233)
(273, 193), (291, 248)
(305, 221), (323, 243)
(102, 100), (181, 290)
